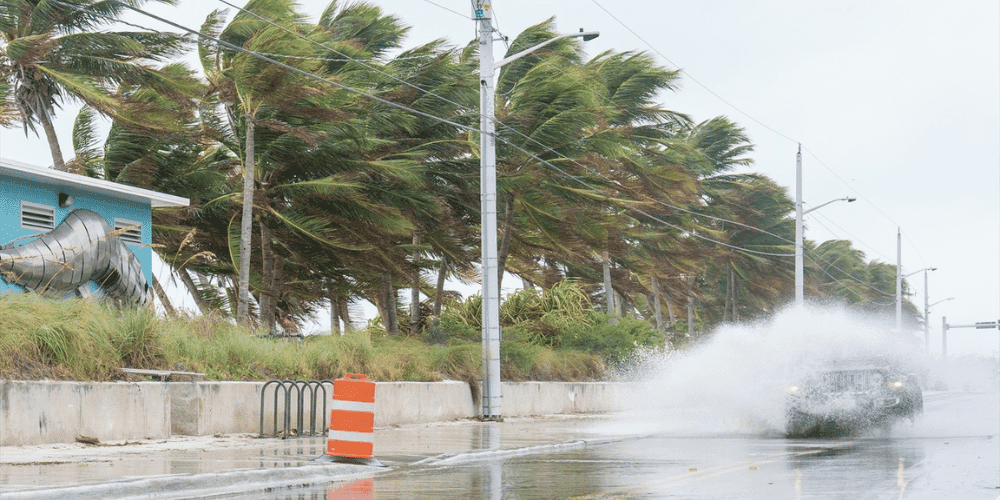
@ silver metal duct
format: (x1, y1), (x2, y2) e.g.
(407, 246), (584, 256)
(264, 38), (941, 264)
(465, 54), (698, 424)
(0, 209), (152, 306)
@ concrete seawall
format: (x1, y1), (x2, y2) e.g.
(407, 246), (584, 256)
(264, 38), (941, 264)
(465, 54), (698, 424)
(0, 380), (627, 446)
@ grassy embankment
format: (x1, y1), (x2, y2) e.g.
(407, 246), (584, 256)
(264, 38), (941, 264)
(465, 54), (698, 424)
(0, 282), (662, 382)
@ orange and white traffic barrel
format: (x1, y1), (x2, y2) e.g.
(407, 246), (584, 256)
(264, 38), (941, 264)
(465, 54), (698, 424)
(328, 478), (373, 499)
(317, 373), (384, 467)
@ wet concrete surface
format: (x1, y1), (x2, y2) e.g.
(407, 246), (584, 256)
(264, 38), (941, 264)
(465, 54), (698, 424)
(0, 416), (619, 499)
(1, 392), (997, 499)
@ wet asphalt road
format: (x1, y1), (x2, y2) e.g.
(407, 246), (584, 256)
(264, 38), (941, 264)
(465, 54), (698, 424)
(219, 391), (999, 499)
(2, 391), (995, 499)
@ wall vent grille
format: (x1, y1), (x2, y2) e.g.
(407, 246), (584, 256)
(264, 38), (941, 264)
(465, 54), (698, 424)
(114, 218), (143, 245)
(21, 201), (54, 231)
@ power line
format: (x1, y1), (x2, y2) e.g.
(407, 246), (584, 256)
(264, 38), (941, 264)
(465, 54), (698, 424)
(215, 0), (801, 256)
(591, 0), (918, 273)
(67, 0), (904, 277)
(421, 0), (469, 20)
(203, 0), (802, 259)
(589, 0), (800, 145)
(96, 0), (481, 135)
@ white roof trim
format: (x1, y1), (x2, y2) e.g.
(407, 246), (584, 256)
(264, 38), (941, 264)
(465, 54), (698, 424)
(0, 158), (189, 208)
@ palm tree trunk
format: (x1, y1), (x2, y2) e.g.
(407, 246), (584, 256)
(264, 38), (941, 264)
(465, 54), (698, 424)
(38, 109), (66, 171)
(433, 258), (447, 316)
(380, 273), (398, 335)
(723, 267), (732, 322)
(410, 233), (421, 335)
(730, 267), (739, 322)
(603, 251), (615, 317)
(652, 276), (663, 330)
(329, 290), (340, 335)
(687, 294), (695, 338)
(666, 298), (677, 325)
(270, 254), (284, 334)
(236, 114), (256, 327)
(259, 221), (280, 334)
(151, 273), (176, 318)
(338, 297), (352, 331)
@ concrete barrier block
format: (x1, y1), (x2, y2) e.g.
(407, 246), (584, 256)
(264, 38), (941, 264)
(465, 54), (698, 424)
(1, 380), (630, 445)
(0, 381), (169, 446)
(375, 381), (475, 426)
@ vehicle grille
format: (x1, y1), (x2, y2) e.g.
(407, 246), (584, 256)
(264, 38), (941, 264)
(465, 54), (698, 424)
(818, 370), (884, 392)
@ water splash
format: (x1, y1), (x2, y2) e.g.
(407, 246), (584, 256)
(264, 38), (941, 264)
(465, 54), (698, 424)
(609, 306), (998, 438)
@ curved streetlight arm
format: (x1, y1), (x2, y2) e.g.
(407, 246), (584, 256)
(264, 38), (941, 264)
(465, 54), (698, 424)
(802, 196), (856, 215)
(904, 266), (937, 279)
(494, 30), (600, 69)
(928, 297), (954, 308)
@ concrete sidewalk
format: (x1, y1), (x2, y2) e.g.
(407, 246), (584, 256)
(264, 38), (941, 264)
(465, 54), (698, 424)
(0, 415), (622, 499)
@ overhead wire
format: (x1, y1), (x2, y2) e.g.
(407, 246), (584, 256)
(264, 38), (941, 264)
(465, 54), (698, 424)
(589, 0), (800, 145)
(206, 0), (796, 258)
(592, 0), (925, 273)
(585, 0), (932, 302)
(422, 0), (469, 20)
(80, 0), (915, 298)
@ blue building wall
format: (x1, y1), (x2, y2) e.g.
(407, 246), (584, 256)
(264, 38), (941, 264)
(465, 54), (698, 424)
(0, 174), (151, 296)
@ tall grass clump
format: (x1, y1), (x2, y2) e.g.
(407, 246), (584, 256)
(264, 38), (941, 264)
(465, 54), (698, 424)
(0, 295), (120, 379)
(0, 284), (641, 383)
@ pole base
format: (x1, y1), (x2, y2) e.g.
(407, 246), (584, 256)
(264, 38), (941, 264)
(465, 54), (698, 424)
(315, 454), (386, 467)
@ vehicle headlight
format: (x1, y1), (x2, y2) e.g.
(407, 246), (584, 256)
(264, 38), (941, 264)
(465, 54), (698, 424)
(788, 384), (800, 394)
(890, 380), (904, 389)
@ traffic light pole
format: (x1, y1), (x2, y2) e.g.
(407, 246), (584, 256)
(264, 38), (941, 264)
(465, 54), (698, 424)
(940, 317), (999, 358)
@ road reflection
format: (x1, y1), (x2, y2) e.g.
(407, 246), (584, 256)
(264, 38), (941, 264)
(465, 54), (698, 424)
(786, 438), (925, 500)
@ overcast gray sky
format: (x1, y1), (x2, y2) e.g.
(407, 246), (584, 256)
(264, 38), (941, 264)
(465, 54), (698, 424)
(1, 0), (997, 355)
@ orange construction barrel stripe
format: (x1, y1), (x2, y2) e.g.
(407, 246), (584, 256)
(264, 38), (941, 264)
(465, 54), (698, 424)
(326, 373), (377, 460)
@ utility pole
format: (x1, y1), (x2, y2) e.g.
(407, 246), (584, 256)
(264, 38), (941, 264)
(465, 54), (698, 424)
(793, 144), (854, 307)
(475, 0), (502, 420)
(794, 144), (804, 307)
(896, 228), (902, 331)
(923, 269), (929, 350)
(474, 1), (598, 420)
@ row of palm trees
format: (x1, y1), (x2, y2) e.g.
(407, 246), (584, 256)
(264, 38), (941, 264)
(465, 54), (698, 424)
(0, 0), (918, 335)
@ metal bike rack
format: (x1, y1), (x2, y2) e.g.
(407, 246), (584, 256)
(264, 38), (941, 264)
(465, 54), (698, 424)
(259, 379), (333, 438)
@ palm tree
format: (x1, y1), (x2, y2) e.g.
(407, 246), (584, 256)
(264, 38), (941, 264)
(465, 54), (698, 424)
(210, 0), (344, 327)
(491, 19), (610, 290)
(0, 0), (187, 171)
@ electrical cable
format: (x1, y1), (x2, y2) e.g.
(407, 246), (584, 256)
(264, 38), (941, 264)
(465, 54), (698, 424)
(195, 0), (794, 259)
(591, 0), (921, 273)
(422, 0), (470, 20)
(216, 0), (799, 254)
(589, 0), (801, 145)
(68, 0), (912, 290)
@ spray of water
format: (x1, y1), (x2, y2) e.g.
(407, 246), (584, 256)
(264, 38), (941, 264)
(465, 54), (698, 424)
(610, 306), (999, 439)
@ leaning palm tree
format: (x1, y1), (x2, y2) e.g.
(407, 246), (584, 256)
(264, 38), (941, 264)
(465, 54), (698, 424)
(0, 0), (187, 171)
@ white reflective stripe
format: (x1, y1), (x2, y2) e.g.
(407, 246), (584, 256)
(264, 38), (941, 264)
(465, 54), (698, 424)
(328, 429), (374, 443)
(331, 400), (375, 413)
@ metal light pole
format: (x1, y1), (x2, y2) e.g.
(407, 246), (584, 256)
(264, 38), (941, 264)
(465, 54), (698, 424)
(900, 265), (934, 335)
(924, 268), (931, 348)
(793, 144), (855, 307)
(475, 1), (598, 419)
(794, 145), (803, 306)
(896, 229), (902, 331)
(925, 295), (953, 351)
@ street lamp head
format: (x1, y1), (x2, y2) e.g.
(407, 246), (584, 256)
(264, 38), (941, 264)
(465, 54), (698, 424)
(579, 29), (600, 41)
(846, 197), (856, 202)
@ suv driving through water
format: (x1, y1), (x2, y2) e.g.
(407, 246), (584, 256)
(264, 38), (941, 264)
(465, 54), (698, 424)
(785, 359), (923, 437)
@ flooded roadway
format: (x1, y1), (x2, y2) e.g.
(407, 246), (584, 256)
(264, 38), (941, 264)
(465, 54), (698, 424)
(219, 391), (998, 499)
